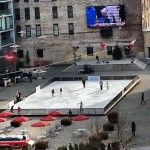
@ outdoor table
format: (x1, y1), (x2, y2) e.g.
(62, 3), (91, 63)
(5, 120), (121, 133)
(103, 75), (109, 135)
(76, 128), (86, 135)
(32, 70), (47, 79)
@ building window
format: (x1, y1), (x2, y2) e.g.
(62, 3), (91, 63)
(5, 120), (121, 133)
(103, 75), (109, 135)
(107, 46), (112, 55)
(35, 7), (40, 19)
(36, 24), (41, 37)
(24, 0), (29, 2)
(53, 24), (59, 36)
(87, 47), (93, 56)
(37, 49), (43, 57)
(14, 0), (19, 3)
(26, 25), (31, 37)
(67, 6), (73, 18)
(16, 25), (21, 37)
(15, 8), (20, 20)
(52, 6), (58, 18)
(34, 0), (39, 2)
(25, 8), (30, 20)
(68, 23), (74, 35)
(17, 50), (24, 58)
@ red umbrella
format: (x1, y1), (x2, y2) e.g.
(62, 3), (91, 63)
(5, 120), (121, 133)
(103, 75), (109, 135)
(47, 111), (63, 116)
(13, 116), (31, 123)
(0, 112), (13, 118)
(40, 116), (57, 121)
(31, 122), (50, 127)
(4, 53), (18, 63)
(71, 115), (89, 121)
(0, 117), (7, 122)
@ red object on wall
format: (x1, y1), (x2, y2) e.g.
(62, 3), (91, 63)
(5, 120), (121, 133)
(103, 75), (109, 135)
(99, 43), (106, 49)
(4, 53), (18, 63)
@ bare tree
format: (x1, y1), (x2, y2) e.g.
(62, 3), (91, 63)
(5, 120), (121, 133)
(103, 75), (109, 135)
(111, 112), (134, 150)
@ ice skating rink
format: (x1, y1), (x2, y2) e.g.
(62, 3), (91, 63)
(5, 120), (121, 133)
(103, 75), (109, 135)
(14, 80), (132, 111)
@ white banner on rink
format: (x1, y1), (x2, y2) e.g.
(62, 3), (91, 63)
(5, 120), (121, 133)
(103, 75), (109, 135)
(88, 76), (100, 81)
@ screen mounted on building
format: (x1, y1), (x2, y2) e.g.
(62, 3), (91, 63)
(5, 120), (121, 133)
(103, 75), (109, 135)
(86, 5), (125, 28)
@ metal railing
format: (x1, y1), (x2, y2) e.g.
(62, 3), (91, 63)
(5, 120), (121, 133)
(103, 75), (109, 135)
(0, 9), (12, 16)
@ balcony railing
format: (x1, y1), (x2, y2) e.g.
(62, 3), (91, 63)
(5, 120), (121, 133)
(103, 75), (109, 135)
(0, 9), (12, 16)
(1, 38), (14, 46)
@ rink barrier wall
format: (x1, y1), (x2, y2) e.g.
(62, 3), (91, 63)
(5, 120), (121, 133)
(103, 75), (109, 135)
(39, 75), (138, 91)
(8, 75), (140, 116)
(104, 75), (140, 114)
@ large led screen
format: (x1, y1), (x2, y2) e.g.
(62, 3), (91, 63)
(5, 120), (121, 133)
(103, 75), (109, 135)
(86, 5), (125, 27)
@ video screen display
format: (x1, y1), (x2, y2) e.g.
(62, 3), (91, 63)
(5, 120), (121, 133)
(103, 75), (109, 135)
(86, 5), (125, 27)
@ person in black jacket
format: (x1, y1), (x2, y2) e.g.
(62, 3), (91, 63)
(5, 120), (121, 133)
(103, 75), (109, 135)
(131, 122), (136, 136)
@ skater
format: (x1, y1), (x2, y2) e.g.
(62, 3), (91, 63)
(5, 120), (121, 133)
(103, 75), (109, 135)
(16, 91), (21, 103)
(79, 101), (83, 114)
(99, 80), (103, 90)
(96, 55), (100, 64)
(51, 89), (55, 97)
(18, 106), (21, 116)
(106, 81), (109, 90)
(131, 122), (136, 136)
(141, 92), (146, 104)
(60, 87), (62, 95)
(82, 77), (86, 88)
(68, 110), (72, 120)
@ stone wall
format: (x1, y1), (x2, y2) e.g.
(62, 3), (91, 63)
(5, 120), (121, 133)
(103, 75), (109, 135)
(14, 0), (144, 65)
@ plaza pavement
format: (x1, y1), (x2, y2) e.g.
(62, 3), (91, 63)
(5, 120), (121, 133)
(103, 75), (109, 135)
(0, 64), (150, 149)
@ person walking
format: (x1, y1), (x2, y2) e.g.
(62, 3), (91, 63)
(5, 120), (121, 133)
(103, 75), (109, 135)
(96, 55), (100, 64)
(18, 106), (21, 116)
(60, 87), (62, 95)
(51, 89), (55, 97)
(79, 101), (83, 114)
(28, 72), (32, 82)
(82, 77), (86, 88)
(10, 105), (14, 113)
(131, 122), (136, 136)
(16, 91), (21, 103)
(99, 80), (103, 90)
(141, 92), (146, 104)
(68, 110), (72, 120)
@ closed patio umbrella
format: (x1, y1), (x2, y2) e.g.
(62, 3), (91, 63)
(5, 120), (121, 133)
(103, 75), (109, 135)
(40, 116), (57, 121)
(47, 111), (63, 116)
(0, 112), (13, 118)
(13, 116), (31, 123)
(0, 117), (7, 122)
(71, 115), (89, 121)
(31, 122), (50, 127)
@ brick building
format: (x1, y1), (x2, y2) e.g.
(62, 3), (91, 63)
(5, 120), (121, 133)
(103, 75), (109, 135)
(14, 0), (144, 66)
(141, 0), (150, 58)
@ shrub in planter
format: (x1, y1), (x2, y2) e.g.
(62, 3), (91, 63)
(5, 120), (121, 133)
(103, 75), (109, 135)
(97, 131), (108, 140)
(61, 118), (72, 126)
(112, 45), (122, 60)
(57, 145), (67, 150)
(103, 122), (114, 131)
(89, 134), (101, 146)
(107, 111), (118, 123)
(111, 142), (120, 150)
(35, 140), (48, 149)
(10, 121), (22, 127)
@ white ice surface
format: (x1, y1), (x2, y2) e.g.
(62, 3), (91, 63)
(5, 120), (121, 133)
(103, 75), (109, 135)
(14, 80), (131, 109)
